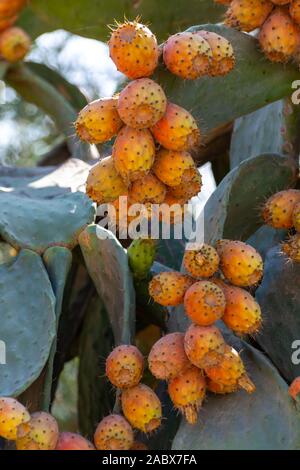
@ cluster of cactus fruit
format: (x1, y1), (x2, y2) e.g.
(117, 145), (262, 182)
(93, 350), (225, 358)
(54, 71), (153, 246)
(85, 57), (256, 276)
(262, 189), (300, 262)
(75, 19), (235, 228)
(0, 0), (31, 63)
(216, 0), (300, 64)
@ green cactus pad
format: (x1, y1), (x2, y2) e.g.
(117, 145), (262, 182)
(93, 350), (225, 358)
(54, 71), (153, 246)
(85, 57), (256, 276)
(79, 224), (135, 344)
(0, 249), (56, 396)
(204, 154), (296, 245)
(0, 192), (95, 253)
(256, 246), (300, 382)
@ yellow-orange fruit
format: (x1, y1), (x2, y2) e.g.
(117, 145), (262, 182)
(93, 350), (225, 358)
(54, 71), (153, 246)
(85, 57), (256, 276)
(282, 233), (300, 262)
(216, 239), (264, 287)
(259, 7), (300, 62)
(168, 366), (206, 425)
(0, 26), (31, 62)
(183, 243), (220, 278)
(153, 148), (196, 187)
(129, 173), (167, 204)
(131, 441), (148, 450)
(121, 384), (162, 433)
(293, 201), (300, 231)
(152, 102), (201, 151)
(75, 97), (123, 144)
(205, 345), (256, 393)
(197, 31), (235, 77)
(0, 0), (26, 14)
(108, 20), (159, 79)
(163, 31), (212, 79)
(289, 376), (300, 400)
(0, 397), (30, 440)
(149, 271), (194, 306)
(86, 156), (128, 204)
(16, 412), (59, 450)
(262, 189), (300, 229)
(216, 281), (262, 336)
(0, 15), (18, 32)
(207, 378), (236, 394)
(290, 0), (300, 25)
(118, 78), (167, 129)
(94, 414), (134, 450)
(184, 324), (226, 368)
(168, 167), (202, 202)
(272, 0), (292, 4)
(225, 0), (274, 32)
(113, 126), (155, 182)
(56, 432), (95, 450)
(184, 280), (226, 326)
(106, 344), (144, 389)
(148, 332), (190, 380)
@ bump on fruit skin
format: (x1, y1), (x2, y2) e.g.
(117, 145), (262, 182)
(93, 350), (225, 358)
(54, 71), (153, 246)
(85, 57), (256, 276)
(94, 414), (134, 450)
(168, 167), (202, 202)
(56, 432), (95, 450)
(282, 233), (300, 262)
(153, 148), (196, 187)
(129, 173), (167, 204)
(106, 344), (144, 389)
(0, 397), (30, 440)
(128, 238), (157, 280)
(205, 345), (255, 393)
(259, 7), (300, 62)
(148, 332), (190, 380)
(108, 20), (159, 79)
(86, 156), (128, 204)
(168, 366), (206, 425)
(184, 324), (226, 369)
(225, 0), (274, 32)
(75, 97), (123, 144)
(290, 0), (300, 25)
(149, 271), (194, 306)
(262, 189), (300, 229)
(0, 26), (31, 62)
(151, 102), (201, 151)
(121, 384), (162, 433)
(207, 378), (237, 394)
(216, 239), (264, 287)
(183, 243), (220, 278)
(163, 31), (213, 79)
(118, 78), (167, 129)
(216, 281), (262, 336)
(289, 376), (300, 400)
(113, 126), (155, 182)
(16, 412), (59, 450)
(293, 201), (300, 231)
(197, 31), (235, 77)
(184, 280), (226, 326)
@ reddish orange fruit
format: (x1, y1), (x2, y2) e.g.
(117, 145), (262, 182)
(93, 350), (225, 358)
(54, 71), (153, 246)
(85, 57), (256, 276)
(184, 280), (226, 326)
(94, 414), (134, 450)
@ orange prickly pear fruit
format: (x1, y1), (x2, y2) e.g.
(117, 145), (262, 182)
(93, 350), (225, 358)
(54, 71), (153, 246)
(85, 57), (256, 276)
(184, 324), (226, 368)
(289, 377), (300, 400)
(259, 7), (300, 62)
(163, 31), (213, 79)
(149, 271), (194, 306)
(131, 440), (148, 450)
(0, 15), (18, 32)
(197, 31), (235, 77)
(262, 189), (300, 229)
(0, 26), (31, 62)
(86, 156), (128, 204)
(184, 280), (226, 326)
(121, 384), (162, 433)
(216, 239), (264, 287)
(153, 148), (196, 187)
(168, 366), (206, 425)
(0, 397), (30, 440)
(0, 0), (27, 16)
(282, 233), (300, 262)
(148, 332), (191, 380)
(129, 173), (167, 204)
(205, 345), (256, 393)
(290, 0), (300, 25)
(16, 412), (59, 450)
(293, 201), (300, 231)
(94, 414), (134, 450)
(215, 280), (262, 336)
(168, 167), (202, 202)
(75, 97), (123, 144)
(105, 344), (144, 389)
(272, 0), (292, 4)
(225, 0), (273, 32)
(56, 432), (95, 450)
(108, 20), (159, 79)
(118, 78), (167, 129)
(207, 378), (237, 394)
(183, 243), (220, 278)
(113, 126), (155, 182)
(151, 102), (201, 151)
